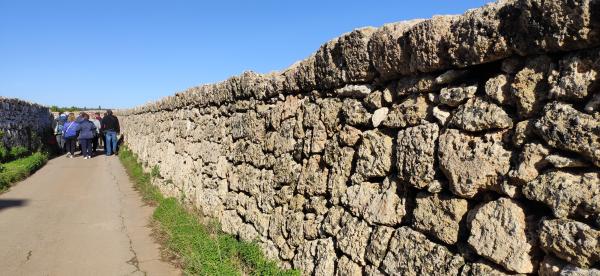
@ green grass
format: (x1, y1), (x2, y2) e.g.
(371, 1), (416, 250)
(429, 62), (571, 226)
(119, 147), (300, 276)
(0, 152), (48, 191)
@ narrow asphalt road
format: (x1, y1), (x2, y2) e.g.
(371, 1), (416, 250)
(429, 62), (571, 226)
(0, 153), (180, 276)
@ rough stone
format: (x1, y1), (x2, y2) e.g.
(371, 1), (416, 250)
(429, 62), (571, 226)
(539, 219), (600, 268)
(368, 20), (422, 79)
(435, 69), (470, 85)
(371, 107), (389, 128)
(545, 154), (591, 169)
(412, 192), (468, 245)
(342, 98), (371, 126)
(395, 74), (437, 96)
(339, 125), (361, 146)
(355, 130), (393, 179)
(297, 155), (329, 196)
(335, 255), (362, 276)
(321, 206), (346, 237)
(485, 74), (513, 106)
(511, 55), (553, 118)
(292, 238), (336, 276)
(335, 84), (374, 98)
(512, 119), (537, 148)
(509, 143), (551, 185)
(433, 106), (452, 126)
(461, 262), (521, 276)
(449, 98), (514, 132)
(364, 90), (385, 109)
(324, 141), (354, 205)
(438, 129), (511, 198)
(336, 216), (372, 265)
(396, 123), (439, 190)
(535, 102), (600, 167)
(342, 177), (406, 226)
(365, 225), (394, 267)
(439, 84), (477, 107)
(523, 171), (600, 220)
(382, 94), (430, 128)
(539, 255), (600, 276)
(467, 198), (534, 274)
(549, 48), (600, 101)
(318, 98), (342, 137)
(382, 227), (464, 276)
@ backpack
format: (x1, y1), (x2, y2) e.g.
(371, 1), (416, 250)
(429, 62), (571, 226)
(54, 122), (64, 134)
(63, 122), (78, 138)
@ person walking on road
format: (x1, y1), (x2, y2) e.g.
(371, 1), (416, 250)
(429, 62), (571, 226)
(75, 113), (97, 159)
(54, 112), (67, 153)
(62, 113), (79, 158)
(101, 109), (120, 156)
(90, 113), (102, 153)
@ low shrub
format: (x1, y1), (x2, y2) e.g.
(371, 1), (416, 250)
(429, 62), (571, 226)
(9, 146), (30, 160)
(0, 152), (47, 191)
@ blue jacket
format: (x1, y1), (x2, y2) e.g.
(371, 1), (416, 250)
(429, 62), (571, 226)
(62, 121), (79, 138)
(75, 119), (97, 140)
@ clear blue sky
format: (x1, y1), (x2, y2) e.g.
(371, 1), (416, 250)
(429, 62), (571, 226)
(0, 0), (493, 109)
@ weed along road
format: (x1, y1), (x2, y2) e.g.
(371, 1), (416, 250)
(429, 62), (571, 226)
(0, 154), (180, 276)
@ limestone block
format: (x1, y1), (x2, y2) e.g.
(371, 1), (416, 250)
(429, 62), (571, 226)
(382, 94), (429, 128)
(412, 192), (468, 245)
(382, 227), (464, 275)
(467, 198), (534, 274)
(396, 122), (439, 190)
(342, 98), (371, 127)
(336, 216), (372, 265)
(511, 56), (553, 118)
(355, 130), (393, 179)
(365, 225), (394, 267)
(523, 170), (600, 220)
(292, 238), (336, 276)
(439, 84), (477, 107)
(539, 219), (600, 268)
(438, 129), (511, 198)
(535, 102), (600, 167)
(342, 177), (406, 226)
(449, 98), (514, 132)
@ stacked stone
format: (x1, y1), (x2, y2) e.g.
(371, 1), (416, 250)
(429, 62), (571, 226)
(0, 97), (53, 150)
(119, 0), (600, 275)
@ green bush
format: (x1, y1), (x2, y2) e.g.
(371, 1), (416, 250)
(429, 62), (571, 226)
(0, 146), (8, 163)
(119, 147), (300, 276)
(0, 152), (47, 191)
(9, 146), (30, 160)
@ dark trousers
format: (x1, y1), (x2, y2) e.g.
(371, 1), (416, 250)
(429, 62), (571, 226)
(80, 139), (92, 157)
(92, 136), (99, 152)
(65, 138), (77, 155)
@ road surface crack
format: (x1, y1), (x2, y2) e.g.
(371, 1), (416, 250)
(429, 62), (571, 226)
(25, 250), (32, 262)
(107, 160), (147, 276)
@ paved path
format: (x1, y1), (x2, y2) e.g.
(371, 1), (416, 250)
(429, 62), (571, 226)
(0, 154), (180, 276)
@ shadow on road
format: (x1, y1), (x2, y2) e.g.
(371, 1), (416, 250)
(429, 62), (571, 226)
(0, 199), (28, 212)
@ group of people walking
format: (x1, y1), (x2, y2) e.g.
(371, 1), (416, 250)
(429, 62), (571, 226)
(54, 110), (121, 158)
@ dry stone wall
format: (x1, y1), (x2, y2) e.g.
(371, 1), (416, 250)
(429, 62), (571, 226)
(0, 97), (53, 150)
(120, 0), (600, 275)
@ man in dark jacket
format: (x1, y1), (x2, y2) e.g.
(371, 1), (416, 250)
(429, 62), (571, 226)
(101, 109), (120, 156)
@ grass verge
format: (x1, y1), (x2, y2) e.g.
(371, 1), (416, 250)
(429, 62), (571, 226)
(0, 152), (48, 192)
(119, 147), (300, 276)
